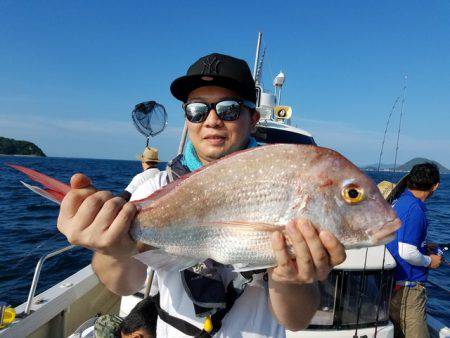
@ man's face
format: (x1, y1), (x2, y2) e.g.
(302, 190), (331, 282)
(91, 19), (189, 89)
(186, 86), (259, 164)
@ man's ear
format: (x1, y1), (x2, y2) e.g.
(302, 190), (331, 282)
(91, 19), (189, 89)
(250, 109), (260, 127)
(431, 182), (440, 192)
(130, 332), (145, 338)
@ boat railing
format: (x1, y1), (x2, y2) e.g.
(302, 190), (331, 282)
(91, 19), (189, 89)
(24, 244), (80, 315)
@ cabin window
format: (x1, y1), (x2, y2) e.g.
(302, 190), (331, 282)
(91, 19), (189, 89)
(309, 273), (338, 325)
(307, 269), (394, 330)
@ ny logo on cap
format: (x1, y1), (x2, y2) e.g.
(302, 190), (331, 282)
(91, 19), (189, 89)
(201, 56), (221, 75)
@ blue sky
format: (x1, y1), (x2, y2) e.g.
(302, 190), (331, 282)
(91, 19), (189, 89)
(1, 1), (449, 167)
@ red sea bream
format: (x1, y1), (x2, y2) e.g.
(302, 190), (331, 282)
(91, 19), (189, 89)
(8, 144), (400, 271)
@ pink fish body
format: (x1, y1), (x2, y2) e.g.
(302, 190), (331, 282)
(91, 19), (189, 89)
(8, 144), (400, 271)
(131, 144), (398, 270)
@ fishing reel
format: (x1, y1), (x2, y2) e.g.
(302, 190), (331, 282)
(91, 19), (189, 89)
(430, 243), (450, 266)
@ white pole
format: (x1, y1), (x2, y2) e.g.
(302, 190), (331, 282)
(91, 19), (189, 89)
(177, 122), (188, 155)
(253, 32), (262, 82)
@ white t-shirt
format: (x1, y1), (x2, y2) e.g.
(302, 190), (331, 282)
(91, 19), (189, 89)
(125, 168), (160, 194)
(130, 171), (286, 338)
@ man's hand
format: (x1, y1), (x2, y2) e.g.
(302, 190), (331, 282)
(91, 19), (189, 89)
(428, 254), (442, 269)
(426, 242), (438, 255)
(57, 173), (138, 258)
(267, 219), (346, 330)
(270, 219), (346, 284)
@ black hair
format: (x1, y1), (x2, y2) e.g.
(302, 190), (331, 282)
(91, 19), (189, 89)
(119, 298), (157, 336)
(406, 162), (440, 191)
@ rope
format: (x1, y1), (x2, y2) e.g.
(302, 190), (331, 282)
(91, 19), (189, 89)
(353, 248), (369, 338)
(373, 245), (388, 337)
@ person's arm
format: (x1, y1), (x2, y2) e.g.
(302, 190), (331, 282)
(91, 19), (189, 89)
(398, 242), (431, 267)
(57, 173), (146, 296)
(268, 219), (346, 331)
(92, 252), (147, 295)
(397, 205), (439, 268)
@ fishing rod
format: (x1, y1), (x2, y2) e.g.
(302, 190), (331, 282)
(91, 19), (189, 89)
(393, 75), (408, 173)
(377, 96), (400, 172)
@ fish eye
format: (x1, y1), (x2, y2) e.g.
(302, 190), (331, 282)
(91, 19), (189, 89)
(342, 185), (364, 204)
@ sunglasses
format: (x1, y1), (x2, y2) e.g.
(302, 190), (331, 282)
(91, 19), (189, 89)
(183, 98), (256, 123)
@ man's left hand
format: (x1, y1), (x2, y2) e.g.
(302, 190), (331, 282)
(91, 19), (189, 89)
(270, 219), (346, 284)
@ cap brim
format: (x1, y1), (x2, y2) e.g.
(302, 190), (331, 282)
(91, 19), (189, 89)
(170, 75), (255, 103)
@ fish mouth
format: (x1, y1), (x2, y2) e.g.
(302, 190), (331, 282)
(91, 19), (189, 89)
(367, 218), (401, 245)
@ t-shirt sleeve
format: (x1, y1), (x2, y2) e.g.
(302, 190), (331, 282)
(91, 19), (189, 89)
(397, 205), (426, 247)
(124, 174), (142, 193)
(130, 171), (168, 201)
(125, 169), (160, 194)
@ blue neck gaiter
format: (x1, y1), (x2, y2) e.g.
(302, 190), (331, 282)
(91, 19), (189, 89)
(181, 137), (258, 172)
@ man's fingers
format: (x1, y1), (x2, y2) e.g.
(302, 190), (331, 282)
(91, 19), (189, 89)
(92, 196), (128, 231)
(72, 191), (114, 230)
(299, 220), (331, 281)
(70, 173), (92, 189)
(319, 231), (347, 267)
(286, 220), (315, 283)
(58, 189), (97, 227)
(106, 202), (138, 241)
(271, 231), (297, 279)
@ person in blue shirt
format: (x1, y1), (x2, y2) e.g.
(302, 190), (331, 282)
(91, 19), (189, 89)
(387, 163), (441, 338)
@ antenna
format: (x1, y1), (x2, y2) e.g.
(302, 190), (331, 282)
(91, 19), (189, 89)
(393, 75), (408, 173)
(273, 71), (285, 105)
(255, 47), (266, 86)
(253, 32), (262, 83)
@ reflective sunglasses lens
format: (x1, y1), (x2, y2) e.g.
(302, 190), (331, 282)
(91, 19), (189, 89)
(216, 101), (241, 121)
(185, 103), (208, 123)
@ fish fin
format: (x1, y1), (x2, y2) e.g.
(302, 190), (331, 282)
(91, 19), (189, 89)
(20, 181), (64, 204)
(133, 249), (200, 271)
(6, 163), (70, 202)
(232, 263), (276, 272)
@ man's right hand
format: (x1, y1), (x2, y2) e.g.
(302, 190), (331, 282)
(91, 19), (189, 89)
(57, 173), (138, 258)
(429, 254), (442, 269)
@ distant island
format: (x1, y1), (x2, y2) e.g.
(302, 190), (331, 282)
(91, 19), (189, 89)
(0, 136), (46, 157)
(363, 158), (449, 174)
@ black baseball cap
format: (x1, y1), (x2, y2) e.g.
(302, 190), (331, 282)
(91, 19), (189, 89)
(170, 53), (256, 103)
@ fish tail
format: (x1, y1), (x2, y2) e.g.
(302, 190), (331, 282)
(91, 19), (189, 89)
(6, 163), (70, 204)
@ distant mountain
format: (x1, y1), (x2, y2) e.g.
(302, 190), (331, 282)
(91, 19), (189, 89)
(363, 163), (395, 170)
(397, 158), (449, 174)
(0, 136), (46, 157)
(362, 158), (449, 174)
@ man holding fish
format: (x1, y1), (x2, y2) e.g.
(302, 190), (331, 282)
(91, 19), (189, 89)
(51, 53), (399, 337)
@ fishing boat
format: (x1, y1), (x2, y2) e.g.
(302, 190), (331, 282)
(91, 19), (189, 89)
(1, 33), (449, 338)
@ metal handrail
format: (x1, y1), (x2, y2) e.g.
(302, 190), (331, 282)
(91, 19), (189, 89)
(24, 245), (79, 315)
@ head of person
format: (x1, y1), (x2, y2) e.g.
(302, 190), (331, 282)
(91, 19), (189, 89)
(139, 147), (160, 171)
(119, 298), (157, 338)
(170, 53), (260, 164)
(407, 162), (440, 199)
